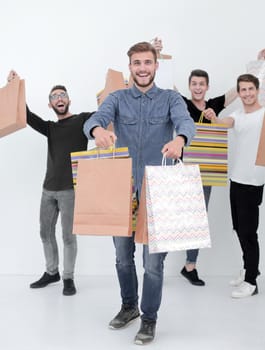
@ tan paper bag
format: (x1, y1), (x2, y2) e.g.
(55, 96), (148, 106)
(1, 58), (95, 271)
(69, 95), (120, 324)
(0, 77), (26, 137)
(73, 157), (133, 236)
(96, 68), (131, 131)
(134, 175), (148, 244)
(256, 116), (265, 166)
(97, 69), (127, 106)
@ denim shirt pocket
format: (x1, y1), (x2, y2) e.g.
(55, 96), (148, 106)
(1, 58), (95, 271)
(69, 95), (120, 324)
(148, 115), (171, 145)
(117, 115), (138, 146)
(149, 115), (170, 125)
(119, 115), (137, 125)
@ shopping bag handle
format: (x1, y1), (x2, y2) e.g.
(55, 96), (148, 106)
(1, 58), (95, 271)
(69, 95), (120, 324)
(96, 143), (117, 159)
(162, 154), (182, 166)
(198, 111), (214, 124)
(198, 111), (204, 123)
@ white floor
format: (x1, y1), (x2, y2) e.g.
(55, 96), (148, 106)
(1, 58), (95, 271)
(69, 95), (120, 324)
(1, 275), (264, 350)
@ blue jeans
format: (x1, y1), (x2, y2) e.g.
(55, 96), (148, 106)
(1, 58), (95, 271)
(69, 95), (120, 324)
(40, 189), (77, 279)
(113, 235), (167, 321)
(186, 185), (212, 264)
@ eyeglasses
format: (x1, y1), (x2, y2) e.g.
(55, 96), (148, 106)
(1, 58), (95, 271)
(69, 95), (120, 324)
(49, 92), (68, 101)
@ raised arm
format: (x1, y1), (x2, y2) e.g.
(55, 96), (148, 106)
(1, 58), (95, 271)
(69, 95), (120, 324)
(257, 48), (265, 60)
(204, 112), (234, 128)
(225, 48), (265, 107)
(7, 70), (19, 82)
(150, 36), (172, 60)
(224, 87), (238, 107)
(151, 37), (163, 54)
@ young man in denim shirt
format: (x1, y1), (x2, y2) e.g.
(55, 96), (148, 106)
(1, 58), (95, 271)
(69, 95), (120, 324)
(83, 41), (195, 345)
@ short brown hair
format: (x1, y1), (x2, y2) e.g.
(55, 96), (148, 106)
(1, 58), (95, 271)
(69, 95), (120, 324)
(188, 69), (209, 85)
(127, 42), (157, 63)
(237, 74), (259, 92)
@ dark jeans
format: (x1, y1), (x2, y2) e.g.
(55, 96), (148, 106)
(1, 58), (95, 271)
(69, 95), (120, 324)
(113, 235), (167, 321)
(230, 181), (264, 285)
(186, 185), (212, 264)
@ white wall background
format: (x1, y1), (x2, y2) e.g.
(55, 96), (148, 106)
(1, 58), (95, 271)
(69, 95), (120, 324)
(0, 0), (264, 277)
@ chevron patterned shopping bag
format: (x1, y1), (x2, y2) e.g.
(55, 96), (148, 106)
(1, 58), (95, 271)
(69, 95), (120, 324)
(145, 159), (211, 254)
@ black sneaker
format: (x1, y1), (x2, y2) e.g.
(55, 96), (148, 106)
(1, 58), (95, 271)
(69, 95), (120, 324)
(63, 279), (76, 296)
(109, 304), (140, 329)
(30, 272), (60, 288)
(134, 319), (156, 345)
(181, 266), (205, 286)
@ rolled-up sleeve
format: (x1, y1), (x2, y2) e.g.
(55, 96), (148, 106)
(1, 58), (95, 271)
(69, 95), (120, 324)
(83, 94), (117, 139)
(169, 92), (196, 145)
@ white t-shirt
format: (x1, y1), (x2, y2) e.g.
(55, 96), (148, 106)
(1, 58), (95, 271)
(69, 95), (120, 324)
(229, 107), (265, 186)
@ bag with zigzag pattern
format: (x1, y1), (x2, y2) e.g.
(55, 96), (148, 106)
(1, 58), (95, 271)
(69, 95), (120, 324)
(145, 159), (211, 254)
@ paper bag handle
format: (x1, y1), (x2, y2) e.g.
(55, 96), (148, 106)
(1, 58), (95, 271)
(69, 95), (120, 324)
(198, 111), (204, 123)
(96, 144), (118, 159)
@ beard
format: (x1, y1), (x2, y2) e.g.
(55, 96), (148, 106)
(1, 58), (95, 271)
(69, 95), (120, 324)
(132, 72), (156, 89)
(51, 102), (69, 116)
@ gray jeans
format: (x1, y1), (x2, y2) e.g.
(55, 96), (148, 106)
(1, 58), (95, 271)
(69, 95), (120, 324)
(39, 189), (77, 279)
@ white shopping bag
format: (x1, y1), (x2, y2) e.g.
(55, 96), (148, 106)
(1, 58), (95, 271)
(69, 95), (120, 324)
(145, 159), (211, 254)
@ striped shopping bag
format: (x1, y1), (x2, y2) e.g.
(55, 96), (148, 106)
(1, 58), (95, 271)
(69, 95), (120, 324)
(70, 147), (130, 187)
(183, 116), (228, 186)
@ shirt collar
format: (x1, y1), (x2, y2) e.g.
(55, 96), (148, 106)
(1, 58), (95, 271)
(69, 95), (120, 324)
(130, 83), (159, 99)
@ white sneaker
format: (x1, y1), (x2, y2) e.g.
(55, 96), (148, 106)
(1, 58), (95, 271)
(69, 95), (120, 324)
(231, 281), (258, 298)
(229, 270), (245, 287)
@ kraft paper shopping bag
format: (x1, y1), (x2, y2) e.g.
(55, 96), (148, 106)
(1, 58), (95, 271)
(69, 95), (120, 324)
(256, 115), (265, 166)
(134, 175), (148, 244)
(73, 157), (133, 236)
(0, 76), (26, 137)
(96, 69), (128, 106)
(71, 147), (130, 187)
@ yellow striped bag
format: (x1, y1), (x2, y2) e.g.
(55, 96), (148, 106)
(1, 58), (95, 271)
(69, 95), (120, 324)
(71, 147), (130, 187)
(183, 115), (228, 186)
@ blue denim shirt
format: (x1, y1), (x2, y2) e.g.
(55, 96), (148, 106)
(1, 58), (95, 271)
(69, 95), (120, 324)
(84, 84), (195, 194)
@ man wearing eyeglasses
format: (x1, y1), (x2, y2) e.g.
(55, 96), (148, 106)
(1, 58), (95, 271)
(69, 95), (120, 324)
(7, 70), (94, 296)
